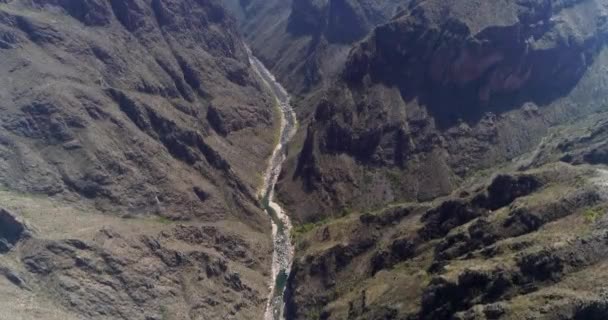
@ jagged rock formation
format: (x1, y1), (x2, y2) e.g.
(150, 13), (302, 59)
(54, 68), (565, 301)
(277, 0), (608, 223)
(20, 225), (265, 320)
(285, 162), (608, 319)
(0, 209), (29, 253)
(524, 114), (608, 170)
(226, 0), (410, 94)
(257, 1), (608, 318)
(3, 0), (608, 318)
(0, 0), (277, 220)
(343, 0), (608, 127)
(0, 0), (277, 319)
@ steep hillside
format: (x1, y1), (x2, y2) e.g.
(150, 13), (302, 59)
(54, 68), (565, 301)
(0, 0), (277, 319)
(278, 0), (608, 223)
(284, 109), (608, 319)
(4, 0), (608, 319)
(274, 0), (608, 319)
(227, 0), (410, 95)
(286, 157), (608, 319)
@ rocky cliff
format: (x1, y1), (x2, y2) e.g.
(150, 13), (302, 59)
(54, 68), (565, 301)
(0, 0), (277, 319)
(4, 0), (608, 319)
(285, 159), (608, 319)
(278, 0), (608, 222)
(283, 108), (608, 319)
(227, 0), (410, 95)
(275, 0), (608, 319)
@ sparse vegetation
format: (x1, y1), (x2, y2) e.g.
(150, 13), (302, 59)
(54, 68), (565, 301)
(271, 101), (283, 146)
(155, 216), (174, 225)
(291, 217), (330, 238)
(583, 207), (604, 224)
(160, 306), (169, 320)
(363, 172), (374, 187)
(304, 307), (323, 320)
(339, 206), (354, 217)
(3, 0), (608, 319)
(261, 190), (285, 231)
(385, 170), (402, 189)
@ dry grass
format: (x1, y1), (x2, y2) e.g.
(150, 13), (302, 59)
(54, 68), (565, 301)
(0, 190), (168, 241)
(0, 274), (81, 320)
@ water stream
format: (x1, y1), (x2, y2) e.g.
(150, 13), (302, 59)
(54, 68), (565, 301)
(248, 49), (297, 320)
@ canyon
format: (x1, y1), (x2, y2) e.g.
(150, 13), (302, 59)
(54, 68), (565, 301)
(2, 0), (608, 319)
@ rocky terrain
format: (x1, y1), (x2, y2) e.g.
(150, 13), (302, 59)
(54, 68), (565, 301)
(0, 0), (279, 319)
(228, 0), (608, 319)
(226, 0), (411, 95)
(283, 108), (608, 319)
(285, 157), (608, 319)
(278, 0), (608, 223)
(3, 0), (608, 319)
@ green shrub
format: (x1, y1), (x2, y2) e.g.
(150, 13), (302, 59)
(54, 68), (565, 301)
(584, 207), (604, 224)
(160, 306), (169, 320)
(292, 217), (329, 238)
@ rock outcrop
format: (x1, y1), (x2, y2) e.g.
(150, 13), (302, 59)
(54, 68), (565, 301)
(0, 209), (29, 253)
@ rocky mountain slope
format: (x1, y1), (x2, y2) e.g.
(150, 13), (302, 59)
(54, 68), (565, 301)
(0, 0), (278, 319)
(256, 0), (608, 319)
(226, 0), (410, 95)
(284, 108), (608, 319)
(4, 0), (608, 319)
(278, 0), (608, 222)
(286, 156), (608, 319)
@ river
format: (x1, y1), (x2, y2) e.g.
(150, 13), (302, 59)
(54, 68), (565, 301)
(247, 49), (297, 320)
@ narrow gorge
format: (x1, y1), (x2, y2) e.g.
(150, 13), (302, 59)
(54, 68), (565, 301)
(3, 0), (608, 319)
(249, 48), (298, 320)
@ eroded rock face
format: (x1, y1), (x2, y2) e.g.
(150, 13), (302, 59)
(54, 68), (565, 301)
(279, 0), (608, 223)
(529, 115), (608, 169)
(0, 0), (274, 220)
(345, 0), (608, 127)
(287, 0), (379, 44)
(31, 0), (113, 26)
(473, 175), (542, 210)
(19, 225), (265, 320)
(0, 0), (275, 319)
(0, 209), (29, 253)
(287, 0), (327, 37)
(230, 0), (410, 93)
(284, 165), (608, 319)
